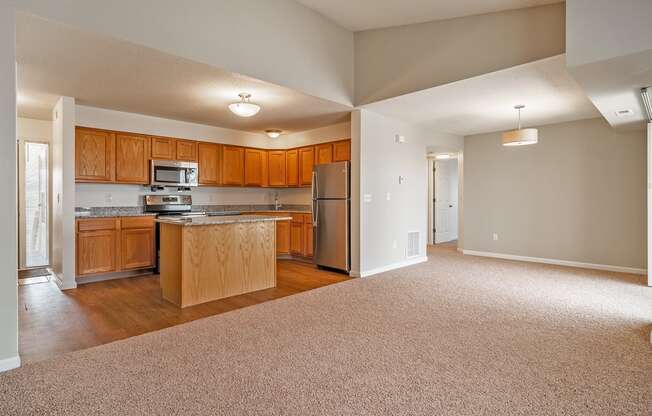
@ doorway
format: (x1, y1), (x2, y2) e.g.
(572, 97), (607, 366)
(18, 141), (50, 269)
(432, 156), (459, 245)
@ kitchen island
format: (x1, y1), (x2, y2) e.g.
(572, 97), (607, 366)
(156, 214), (291, 308)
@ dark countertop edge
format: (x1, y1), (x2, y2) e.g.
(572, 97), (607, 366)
(155, 215), (293, 226)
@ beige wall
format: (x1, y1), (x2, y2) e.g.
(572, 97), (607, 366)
(463, 118), (646, 270)
(354, 3), (565, 105)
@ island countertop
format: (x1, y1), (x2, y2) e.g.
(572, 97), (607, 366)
(155, 214), (292, 226)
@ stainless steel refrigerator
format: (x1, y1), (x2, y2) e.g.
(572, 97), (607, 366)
(312, 161), (350, 272)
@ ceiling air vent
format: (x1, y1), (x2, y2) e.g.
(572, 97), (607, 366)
(407, 231), (420, 258)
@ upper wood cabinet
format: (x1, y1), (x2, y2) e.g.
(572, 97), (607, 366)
(75, 128), (115, 182)
(268, 150), (287, 187)
(244, 148), (266, 186)
(151, 136), (176, 160)
(285, 149), (299, 187)
(333, 140), (351, 162)
(115, 133), (150, 184)
(222, 145), (245, 186)
(176, 140), (197, 161)
(198, 143), (221, 185)
(315, 143), (333, 165)
(299, 146), (315, 186)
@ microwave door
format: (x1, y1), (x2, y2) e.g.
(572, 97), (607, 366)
(155, 166), (185, 184)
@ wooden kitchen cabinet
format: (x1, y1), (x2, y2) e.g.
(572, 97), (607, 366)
(115, 133), (150, 184)
(304, 219), (313, 257)
(332, 140), (351, 162)
(286, 149), (299, 186)
(198, 142), (221, 185)
(75, 127), (116, 182)
(176, 140), (197, 161)
(315, 143), (333, 165)
(276, 220), (291, 255)
(244, 148), (266, 186)
(268, 150), (287, 187)
(222, 145), (245, 186)
(151, 136), (176, 160)
(121, 228), (155, 270)
(299, 146), (315, 186)
(290, 222), (304, 255)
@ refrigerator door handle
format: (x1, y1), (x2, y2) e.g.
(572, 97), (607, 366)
(312, 170), (317, 200)
(313, 200), (318, 227)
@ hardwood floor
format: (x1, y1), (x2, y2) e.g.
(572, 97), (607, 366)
(19, 260), (350, 364)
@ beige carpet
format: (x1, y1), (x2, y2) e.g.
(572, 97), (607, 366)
(2, 246), (651, 415)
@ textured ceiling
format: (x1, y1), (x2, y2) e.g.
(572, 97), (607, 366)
(16, 14), (351, 134)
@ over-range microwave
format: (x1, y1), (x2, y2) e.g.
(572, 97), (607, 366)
(150, 160), (199, 187)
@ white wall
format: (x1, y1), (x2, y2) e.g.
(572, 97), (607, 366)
(13, 0), (354, 106)
(17, 117), (51, 141)
(0, 4), (19, 372)
(464, 118), (646, 271)
(51, 97), (76, 289)
(281, 122), (350, 148)
(357, 109), (458, 275)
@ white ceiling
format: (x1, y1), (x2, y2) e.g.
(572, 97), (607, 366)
(295, 0), (563, 31)
(16, 14), (351, 134)
(362, 55), (600, 136)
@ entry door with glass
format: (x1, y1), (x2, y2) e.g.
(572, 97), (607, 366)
(19, 141), (49, 268)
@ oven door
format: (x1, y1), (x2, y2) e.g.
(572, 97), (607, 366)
(151, 160), (198, 186)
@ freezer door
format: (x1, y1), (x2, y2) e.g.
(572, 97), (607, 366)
(313, 161), (349, 199)
(314, 199), (349, 271)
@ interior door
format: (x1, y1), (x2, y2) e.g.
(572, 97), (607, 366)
(434, 159), (458, 244)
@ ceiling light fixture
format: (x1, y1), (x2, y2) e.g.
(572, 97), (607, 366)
(228, 93), (260, 117)
(265, 129), (282, 139)
(641, 87), (652, 122)
(502, 105), (538, 146)
(435, 154), (451, 160)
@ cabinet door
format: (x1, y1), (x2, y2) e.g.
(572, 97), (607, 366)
(198, 142), (221, 185)
(77, 230), (117, 276)
(276, 221), (291, 255)
(121, 228), (155, 270)
(151, 136), (176, 160)
(268, 150), (287, 187)
(115, 133), (149, 184)
(299, 147), (315, 186)
(222, 145), (245, 186)
(304, 222), (313, 257)
(75, 128), (115, 182)
(244, 148), (265, 186)
(315, 143), (333, 165)
(290, 222), (304, 255)
(176, 140), (197, 161)
(333, 140), (351, 162)
(286, 149), (299, 187)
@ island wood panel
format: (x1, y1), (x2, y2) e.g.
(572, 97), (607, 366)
(151, 136), (176, 160)
(244, 148), (265, 186)
(299, 146), (315, 186)
(286, 149), (299, 186)
(332, 140), (351, 162)
(160, 221), (276, 308)
(176, 140), (197, 161)
(197, 142), (221, 185)
(268, 150), (287, 186)
(75, 128), (116, 182)
(315, 143), (333, 165)
(115, 133), (150, 184)
(159, 223), (182, 306)
(222, 145), (245, 185)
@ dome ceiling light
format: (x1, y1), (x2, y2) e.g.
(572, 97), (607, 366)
(265, 129), (282, 139)
(502, 105), (538, 146)
(228, 93), (260, 117)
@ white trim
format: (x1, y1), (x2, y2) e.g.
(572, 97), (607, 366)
(351, 256), (428, 278)
(53, 272), (77, 290)
(462, 250), (647, 275)
(0, 355), (21, 373)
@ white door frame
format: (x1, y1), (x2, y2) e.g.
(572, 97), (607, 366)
(427, 152), (463, 249)
(18, 139), (51, 269)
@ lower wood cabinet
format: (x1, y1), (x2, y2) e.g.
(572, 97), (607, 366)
(303, 218), (313, 257)
(276, 220), (291, 255)
(76, 216), (155, 277)
(290, 221), (303, 255)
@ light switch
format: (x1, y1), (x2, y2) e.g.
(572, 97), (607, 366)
(363, 194), (372, 203)
(398, 176), (405, 184)
(386, 192), (391, 201)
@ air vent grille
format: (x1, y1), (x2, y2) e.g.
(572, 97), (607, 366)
(407, 231), (420, 258)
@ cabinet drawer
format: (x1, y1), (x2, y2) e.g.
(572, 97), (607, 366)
(120, 216), (155, 230)
(291, 213), (304, 224)
(77, 218), (117, 232)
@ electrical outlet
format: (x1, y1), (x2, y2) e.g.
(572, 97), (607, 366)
(105, 193), (113, 203)
(493, 233), (499, 241)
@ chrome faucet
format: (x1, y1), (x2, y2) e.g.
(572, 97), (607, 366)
(274, 193), (282, 211)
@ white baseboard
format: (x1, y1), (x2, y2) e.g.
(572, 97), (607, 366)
(53, 273), (77, 290)
(351, 256), (428, 278)
(0, 355), (21, 373)
(462, 250), (647, 275)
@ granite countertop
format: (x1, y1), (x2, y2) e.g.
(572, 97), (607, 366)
(75, 204), (310, 218)
(155, 214), (292, 226)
